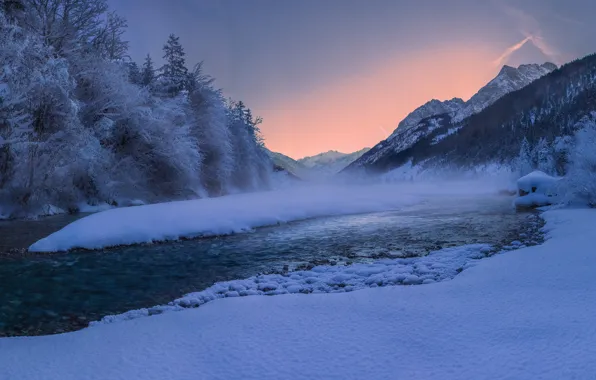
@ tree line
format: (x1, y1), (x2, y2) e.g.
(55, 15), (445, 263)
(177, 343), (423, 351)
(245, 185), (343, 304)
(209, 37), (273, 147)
(0, 0), (272, 218)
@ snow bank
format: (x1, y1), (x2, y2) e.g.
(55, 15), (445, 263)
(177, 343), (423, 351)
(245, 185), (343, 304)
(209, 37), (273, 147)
(514, 192), (553, 208)
(94, 243), (493, 325)
(517, 170), (561, 194)
(29, 182), (500, 252)
(515, 171), (562, 208)
(3, 208), (596, 380)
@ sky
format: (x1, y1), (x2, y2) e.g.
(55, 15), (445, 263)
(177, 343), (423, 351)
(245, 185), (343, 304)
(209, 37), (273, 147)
(108, 0), (596, 159)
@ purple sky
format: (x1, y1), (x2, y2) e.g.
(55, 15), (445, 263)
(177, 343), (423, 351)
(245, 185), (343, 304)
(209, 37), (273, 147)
(108, 0), (596, 158)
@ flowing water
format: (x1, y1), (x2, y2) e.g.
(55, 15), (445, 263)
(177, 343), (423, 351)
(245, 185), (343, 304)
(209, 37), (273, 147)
(0, 195), (541, 336)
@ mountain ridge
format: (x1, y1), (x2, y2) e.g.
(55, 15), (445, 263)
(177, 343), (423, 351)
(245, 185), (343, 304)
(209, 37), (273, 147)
(345, 53), (596, 178)
(349, 62), (557, 171)
(267, 148), (369, 178)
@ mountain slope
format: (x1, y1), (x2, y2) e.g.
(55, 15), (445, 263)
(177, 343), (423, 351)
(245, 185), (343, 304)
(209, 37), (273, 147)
(348, 62), (557, 172)
(347, 54), (596, 177)
(298, 148), (370, 175)
(452, 63), (557, 123)
(265, 149), (307, 177)
(388, 98), (464, 139)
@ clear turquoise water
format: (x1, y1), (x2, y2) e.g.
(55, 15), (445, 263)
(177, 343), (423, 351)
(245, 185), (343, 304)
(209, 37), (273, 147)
(0, 196), (539, 336)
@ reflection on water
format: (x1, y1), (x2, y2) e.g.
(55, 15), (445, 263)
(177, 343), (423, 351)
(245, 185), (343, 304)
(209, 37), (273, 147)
(0, 195), (539, 336)
(0, 214), (87, 255)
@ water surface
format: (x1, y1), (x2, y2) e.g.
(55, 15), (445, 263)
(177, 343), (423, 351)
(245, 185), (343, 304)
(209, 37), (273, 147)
(0, 195), (539, 336)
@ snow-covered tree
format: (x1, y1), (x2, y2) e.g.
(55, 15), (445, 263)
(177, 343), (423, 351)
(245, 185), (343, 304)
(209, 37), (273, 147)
(127, 61), (141, 85)
(141, 54), (155, 87)
(188, 64), (233, 195)
(21, 0), (110, 56)
(562, 115), (596, 206)
(517, 137), (534, 176)
(553, 135), (573, 175)
(534, 137), (556, 174)
(0, 4), (272, 217)
(159, 34), (188, 97)
(93, 11), (129, 60)
(0, 20), (95, 214)
(227, 100), (271, 191)
(2, 0), (25, 22)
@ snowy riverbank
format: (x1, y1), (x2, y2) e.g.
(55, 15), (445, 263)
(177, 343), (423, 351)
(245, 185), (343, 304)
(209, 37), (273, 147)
(29, 181), (504, 252)
(3, 207), (596, 379)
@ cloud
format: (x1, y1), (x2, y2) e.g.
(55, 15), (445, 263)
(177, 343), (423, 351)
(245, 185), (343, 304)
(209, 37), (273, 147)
(492, 36), (531, 67)
(496, 2), (561, 65)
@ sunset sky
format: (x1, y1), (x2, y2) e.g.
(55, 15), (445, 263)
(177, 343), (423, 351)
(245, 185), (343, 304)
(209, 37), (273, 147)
(109, 0), (596, 159)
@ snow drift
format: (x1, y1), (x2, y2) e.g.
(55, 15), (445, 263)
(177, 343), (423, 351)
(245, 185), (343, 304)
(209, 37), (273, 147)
(29, 181), (504, 252)
(5, 208), (596, 380)
(514, 170), (561, 208)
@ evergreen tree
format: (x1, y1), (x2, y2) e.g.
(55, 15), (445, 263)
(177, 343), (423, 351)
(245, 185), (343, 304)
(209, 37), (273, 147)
(563, 117), (596, 206)
(518, 137), (534, 176)
(141, 54), (155, 87)
(127, 61), (141, 85)
(159, 34), (188, 96)
(534, 137), (555, 174)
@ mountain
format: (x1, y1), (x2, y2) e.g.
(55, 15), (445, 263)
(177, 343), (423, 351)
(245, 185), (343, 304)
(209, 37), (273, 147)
(452, 63), (557, 123)
(265, 149), (307, 178)
(388, 98), (465, 139)
(348, 62), (557, 172)
(345, 54), (596, 177)
(266, 148), (370, 179)
(298, 148), (370, 175)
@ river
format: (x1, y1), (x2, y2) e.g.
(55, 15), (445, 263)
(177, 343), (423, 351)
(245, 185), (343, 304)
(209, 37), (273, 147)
(0, 194), (541, 336)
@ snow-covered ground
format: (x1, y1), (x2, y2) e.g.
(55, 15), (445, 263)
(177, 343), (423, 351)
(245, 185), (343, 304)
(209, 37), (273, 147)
(2, 207), (596, 379)
(29, 181), (503, 252)
(514, 170), (562, 208)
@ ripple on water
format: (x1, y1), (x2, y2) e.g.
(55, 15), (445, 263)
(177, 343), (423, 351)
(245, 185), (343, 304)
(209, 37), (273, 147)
(0, 196), (542, 336)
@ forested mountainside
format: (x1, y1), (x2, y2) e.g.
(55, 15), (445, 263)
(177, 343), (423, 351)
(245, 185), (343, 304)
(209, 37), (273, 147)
(349, 63), (557, 174)
(348, 55), (596, 176)
(0, 0), (271, 218)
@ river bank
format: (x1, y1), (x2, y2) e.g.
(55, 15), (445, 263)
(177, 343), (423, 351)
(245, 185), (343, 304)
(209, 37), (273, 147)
(0, 195), (540, 336)
(1, 207), (589, 379)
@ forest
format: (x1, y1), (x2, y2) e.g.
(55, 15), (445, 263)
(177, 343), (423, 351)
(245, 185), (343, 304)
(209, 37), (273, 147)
(0, 0), (272, 218)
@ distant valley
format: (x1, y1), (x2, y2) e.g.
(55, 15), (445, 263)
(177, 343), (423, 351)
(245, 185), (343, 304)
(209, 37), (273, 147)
(267, 148), (370, 179)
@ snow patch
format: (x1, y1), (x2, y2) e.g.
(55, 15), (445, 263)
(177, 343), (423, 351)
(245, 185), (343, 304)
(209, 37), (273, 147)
(432, 126), (462, 144)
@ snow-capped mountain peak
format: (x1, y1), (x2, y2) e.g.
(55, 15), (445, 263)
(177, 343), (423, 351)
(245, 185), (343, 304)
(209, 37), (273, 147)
(267, 148), (370, 179)
(389, 97), (464, 139)
(299, 150), (349, 168)
(298, 148), (370, 175)
(348, 61), (557, 171)
(452, 62), (557, 123)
